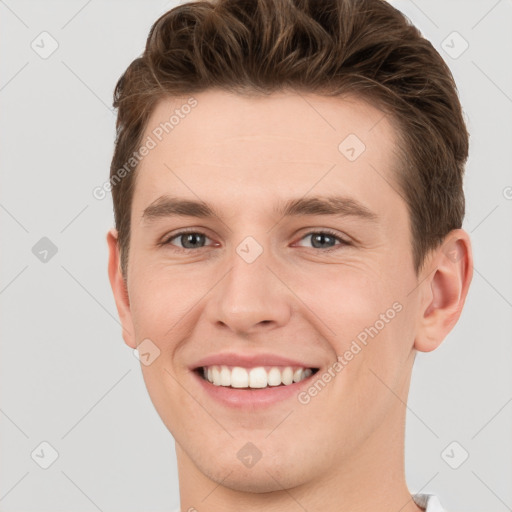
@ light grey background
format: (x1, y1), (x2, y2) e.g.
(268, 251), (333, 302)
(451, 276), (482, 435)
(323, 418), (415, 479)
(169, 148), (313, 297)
(0, 0), (511, 511)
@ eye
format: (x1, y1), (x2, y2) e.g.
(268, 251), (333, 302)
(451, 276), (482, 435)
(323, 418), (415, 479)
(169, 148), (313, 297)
(160, 229), (350, 252)
(161, 230), (214, 250)
(295, 230), (349, 250)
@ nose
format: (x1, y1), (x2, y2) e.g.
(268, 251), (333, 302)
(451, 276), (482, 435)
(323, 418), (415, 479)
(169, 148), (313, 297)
(205, 242), (292, 335)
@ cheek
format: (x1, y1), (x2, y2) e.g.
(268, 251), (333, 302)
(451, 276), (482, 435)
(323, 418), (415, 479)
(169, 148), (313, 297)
(128, 263), (200, 335)
(296, 264), (391, 335)
(297, 265), (408, 375)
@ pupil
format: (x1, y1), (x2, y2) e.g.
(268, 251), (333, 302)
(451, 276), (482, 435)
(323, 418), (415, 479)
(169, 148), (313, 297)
(183, 233), (204, 248)
(312, 233), (334, 248)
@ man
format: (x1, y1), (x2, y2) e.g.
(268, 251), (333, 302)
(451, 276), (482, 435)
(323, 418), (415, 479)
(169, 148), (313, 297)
(107, 0), (473, 511)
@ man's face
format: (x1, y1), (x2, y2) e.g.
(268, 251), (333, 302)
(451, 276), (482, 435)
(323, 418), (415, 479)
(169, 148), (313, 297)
(112, 90), (426, 491)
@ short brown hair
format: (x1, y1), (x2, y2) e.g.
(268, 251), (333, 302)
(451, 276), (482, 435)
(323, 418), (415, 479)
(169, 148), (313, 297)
(110, 0), (469, 278)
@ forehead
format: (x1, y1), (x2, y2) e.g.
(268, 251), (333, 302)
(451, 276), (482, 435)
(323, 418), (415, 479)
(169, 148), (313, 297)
(133, 89), (406, 229)
(144, 89), (397, 161)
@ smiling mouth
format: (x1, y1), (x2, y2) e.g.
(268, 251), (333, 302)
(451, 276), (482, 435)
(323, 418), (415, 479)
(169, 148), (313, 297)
(194, 365), (319, 389)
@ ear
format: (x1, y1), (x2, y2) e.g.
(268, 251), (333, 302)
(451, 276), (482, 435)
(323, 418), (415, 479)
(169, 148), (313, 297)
(414, 229), (473, 352)
(107, 228), (136, 349)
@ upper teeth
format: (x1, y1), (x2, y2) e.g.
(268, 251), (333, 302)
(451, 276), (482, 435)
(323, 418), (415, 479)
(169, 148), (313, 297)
(202, 365), (313, 388)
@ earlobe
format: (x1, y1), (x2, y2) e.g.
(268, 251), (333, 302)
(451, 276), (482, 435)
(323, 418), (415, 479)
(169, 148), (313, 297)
(106, 228), (136, 349)
(414, 229), (473, 353)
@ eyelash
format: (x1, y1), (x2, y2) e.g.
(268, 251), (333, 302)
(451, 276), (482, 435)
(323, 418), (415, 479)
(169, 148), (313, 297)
(160, 228), (350, 252)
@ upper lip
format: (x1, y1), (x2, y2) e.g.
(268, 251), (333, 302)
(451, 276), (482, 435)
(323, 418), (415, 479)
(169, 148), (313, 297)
(191, 352), (320, 370)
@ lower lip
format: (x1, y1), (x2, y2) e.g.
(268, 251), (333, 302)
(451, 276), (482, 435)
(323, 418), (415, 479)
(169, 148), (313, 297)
(192, 370), (317, 409)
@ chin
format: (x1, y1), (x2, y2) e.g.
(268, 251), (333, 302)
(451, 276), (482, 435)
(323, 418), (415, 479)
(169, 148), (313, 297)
(191, 446), (314, 493)
(206, 463), (304, 494)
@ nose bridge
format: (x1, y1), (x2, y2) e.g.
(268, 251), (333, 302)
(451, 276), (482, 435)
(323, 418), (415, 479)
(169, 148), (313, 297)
(206, 234), (292, 333)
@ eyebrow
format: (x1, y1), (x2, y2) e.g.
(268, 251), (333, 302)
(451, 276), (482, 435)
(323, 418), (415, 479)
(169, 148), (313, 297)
(141, 194), (379, 223)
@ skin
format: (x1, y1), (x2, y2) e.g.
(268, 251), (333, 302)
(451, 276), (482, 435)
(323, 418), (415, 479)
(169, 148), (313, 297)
(107, 89), (473, 512)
